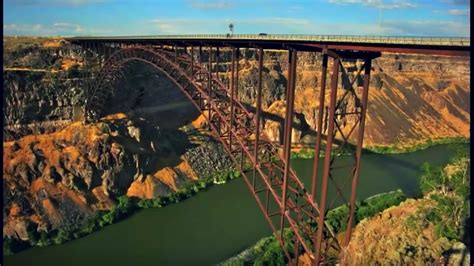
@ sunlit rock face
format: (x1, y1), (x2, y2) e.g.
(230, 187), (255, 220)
(232, 49), (469, 147)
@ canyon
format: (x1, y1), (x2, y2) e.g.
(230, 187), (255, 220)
(3, 37), (470, 258)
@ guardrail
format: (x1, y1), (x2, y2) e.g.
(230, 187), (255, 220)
(68, 34), (470, 46)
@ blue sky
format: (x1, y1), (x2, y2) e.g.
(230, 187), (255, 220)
(3, 0), (470, 37)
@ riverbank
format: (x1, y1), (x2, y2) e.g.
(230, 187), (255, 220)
(3, 167), (241, 256)
(291, 137), (469, 159)
(365, 137), (469, 154)
(222, 145), (470, 265)
(219, 190), (408, 265)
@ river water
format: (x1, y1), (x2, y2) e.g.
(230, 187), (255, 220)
(5, 144), (466, 266)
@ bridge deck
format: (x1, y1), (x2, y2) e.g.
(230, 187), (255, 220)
(67, 34), (469, 46)
(66, 34), (470, 57)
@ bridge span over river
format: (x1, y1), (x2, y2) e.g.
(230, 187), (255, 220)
(66, 34), (469, 265)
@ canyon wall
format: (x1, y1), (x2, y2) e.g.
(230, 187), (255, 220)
(231, 49), (470, 147)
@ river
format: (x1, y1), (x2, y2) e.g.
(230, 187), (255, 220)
(5, 143), (466, 266)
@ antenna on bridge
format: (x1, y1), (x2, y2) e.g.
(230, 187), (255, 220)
(229, 22), (234, 36)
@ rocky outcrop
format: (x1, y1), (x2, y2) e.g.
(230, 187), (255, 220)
(2, 114), (230, 242)
(184, 139), (233, 178)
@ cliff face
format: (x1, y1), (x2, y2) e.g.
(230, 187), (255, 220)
(231, 50), (470, 147)
(3, 38), (234, 244)
(3, 39), (86, 141)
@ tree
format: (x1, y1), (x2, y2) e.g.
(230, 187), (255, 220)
(419, 163), (443, 195)
(229, 23), (234, 35)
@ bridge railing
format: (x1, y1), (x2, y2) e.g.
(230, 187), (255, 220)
(131, 34), (470, 46)
(69, 34), (470, 47)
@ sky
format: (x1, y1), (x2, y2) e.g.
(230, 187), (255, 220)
(3, 0), (471, 37)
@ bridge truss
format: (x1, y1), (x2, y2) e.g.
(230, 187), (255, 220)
(68, 37), (468, 265)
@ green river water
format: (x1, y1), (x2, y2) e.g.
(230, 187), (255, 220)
(5, 144), (466, 266)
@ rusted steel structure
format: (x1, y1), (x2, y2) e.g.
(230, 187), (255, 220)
(67, 35), (469, 265)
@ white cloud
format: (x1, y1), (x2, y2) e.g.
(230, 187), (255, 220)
(448, 8), (469, 15)
(147, 16), (469, 37)
(149, 17), (314, 34)
(5, 0), (109, 6)
(378, 20), (470, 36)
(53, 22), (86, 32)
(189, 0), (233, 10)
(329, 0), (417, 9)
(440, 0), (470, 6)
(3, 22), (113, 36)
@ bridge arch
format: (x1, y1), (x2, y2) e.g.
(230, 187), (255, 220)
(85, 47), (204, 121)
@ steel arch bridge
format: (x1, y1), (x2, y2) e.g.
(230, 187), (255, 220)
(67, 35), (469, 265)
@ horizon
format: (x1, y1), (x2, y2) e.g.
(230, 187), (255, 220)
(3, 0), (471, 37)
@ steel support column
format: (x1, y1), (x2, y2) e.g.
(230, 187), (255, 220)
(343, 59), (372, 247)
(208, 47), (213, 122)
(229, 47), (236, 148)
(252, 47), (264, 190)
(311, 51), (329, 200)
(216, 47), (220, 81)
(174, 45), (178, 62)
(280, 49), (297, 241)
(235, 48), (240, 100)
(81, 42), (88, 123)
(190, 46), (194, 78)
(314, 57), (340, 265)
(199, 46), (202, 65)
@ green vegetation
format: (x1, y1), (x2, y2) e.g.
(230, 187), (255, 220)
(325, 190), (407, 233)
(137, 169), (240, 208)
(365, 137), (469, 154)
(221, 190), (407, 265)
(291, 148), (317, 159)
(338, 145), (471, 264)
(290, 147), (352, 159)
(411, 151), (470, 242)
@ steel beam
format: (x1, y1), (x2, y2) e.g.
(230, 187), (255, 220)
(311, 51), (328, 200)
(174, 45), (178, 61)
(235, 48), (240, 100)
(199, 46), (202, 64)
(229, 47), (236, 148)
(208, 46), (213, 122)
(343, 58), (372, 247)
(280, 48), (297, 241)
(190, 46), (194, 78)
(314, 57), (340, 265)
(252, 47), (264, 190)
(216, 47), (220, 81)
